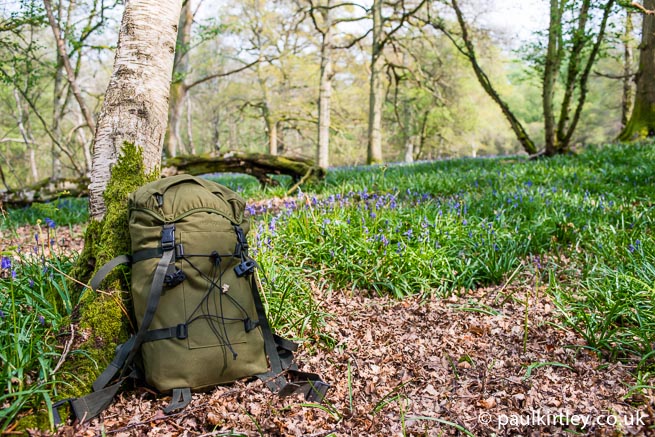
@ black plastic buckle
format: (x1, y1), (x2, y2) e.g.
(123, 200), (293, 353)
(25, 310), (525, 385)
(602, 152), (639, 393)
(176, 324), (188, 340)
(164, 268), (186, 287)
(234, 226), (249, 257)
(161, 224), (175, 251)
(234, 259), (256, 277)
(244, 318), (260, 332)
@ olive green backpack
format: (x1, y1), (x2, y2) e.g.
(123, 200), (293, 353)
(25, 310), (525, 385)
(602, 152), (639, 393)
(55, 175), (328, 424)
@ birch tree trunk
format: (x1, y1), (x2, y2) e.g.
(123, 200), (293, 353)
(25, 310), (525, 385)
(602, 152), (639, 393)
(89, 0), (182, 220)
(367, 0), (384, 164)
(620, 0), (655, 141)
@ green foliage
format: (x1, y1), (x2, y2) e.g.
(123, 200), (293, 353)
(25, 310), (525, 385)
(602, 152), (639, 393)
(250, 142), (655, 360)
(0, 235), (78, 431)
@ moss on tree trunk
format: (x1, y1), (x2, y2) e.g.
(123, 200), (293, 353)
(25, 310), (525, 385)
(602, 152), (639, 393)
(619, 101), (655, 141)
(59, 143), (158, 401)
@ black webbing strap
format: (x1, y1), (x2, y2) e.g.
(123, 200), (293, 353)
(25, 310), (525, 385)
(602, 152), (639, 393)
(142, 323), (188, 343)
(162, 388), (192, 414)
(89, 255), (132, 292)
(92, 336), (136, 391)
(53, 369), (137, 425)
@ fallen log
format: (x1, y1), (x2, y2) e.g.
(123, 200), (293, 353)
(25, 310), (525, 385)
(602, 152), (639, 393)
(0, 153), (325, 208)
(0, 177), (90, 208)
(162, 152), (326, 185)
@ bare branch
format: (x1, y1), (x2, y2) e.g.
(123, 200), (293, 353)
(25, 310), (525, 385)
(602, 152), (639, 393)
(43, 0), (96, 134)
(593, 70), (637, 79)
(0, 66), (83, 176)
(185, 58), (263, 90)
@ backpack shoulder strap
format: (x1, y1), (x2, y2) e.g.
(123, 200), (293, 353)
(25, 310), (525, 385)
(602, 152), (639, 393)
(89, 255), (132, 292)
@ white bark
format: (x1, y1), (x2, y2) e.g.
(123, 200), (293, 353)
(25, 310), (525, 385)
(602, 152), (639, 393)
(316, 1), (333, 169)
(89, 0), (182, 220)
(367, 0), (384, 164)
(13, 89), (39, 182)
(404, 140), (414, 163)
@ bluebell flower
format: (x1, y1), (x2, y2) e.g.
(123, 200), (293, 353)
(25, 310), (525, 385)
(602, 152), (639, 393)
(1, 256), (10, 270)
(533, 256), (542, 270)
(11, 270), (17, 279)
(0, 309), (4, 318)
(403, 229), (413, 238)
(45, 218), (56, 228)
(628, 244), (636, 253)
(38, 315), (45, 326)
(29, 279), (34, 288)
(323, 218), (331, 225)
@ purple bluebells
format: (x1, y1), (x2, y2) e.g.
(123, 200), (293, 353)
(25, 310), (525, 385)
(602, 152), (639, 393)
(628, 240), (641, 253)
(1, 256), (10, 270)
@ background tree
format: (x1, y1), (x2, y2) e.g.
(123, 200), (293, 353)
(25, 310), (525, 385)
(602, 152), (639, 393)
(431, 0), (617, 156)
(620, 0), (655, 140)
(367, 0), (427, 164)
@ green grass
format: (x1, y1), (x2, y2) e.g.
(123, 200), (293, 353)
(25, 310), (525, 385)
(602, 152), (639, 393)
(0, 240), (80, 430)
(1, 142), (654, 431)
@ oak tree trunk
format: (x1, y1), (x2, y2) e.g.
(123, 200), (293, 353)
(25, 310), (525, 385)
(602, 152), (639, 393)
(165, 0), (193, 158)
(543, 0), (564, 156)
(367, 0), (384, 164)
(317, 2), (333, 169)
(620, 0), (655, 141)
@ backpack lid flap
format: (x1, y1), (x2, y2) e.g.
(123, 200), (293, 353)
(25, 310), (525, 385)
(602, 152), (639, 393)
(129, 175), (245, 224)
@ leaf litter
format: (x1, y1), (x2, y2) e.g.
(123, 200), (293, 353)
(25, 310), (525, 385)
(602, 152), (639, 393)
(4, 224), (654, 436)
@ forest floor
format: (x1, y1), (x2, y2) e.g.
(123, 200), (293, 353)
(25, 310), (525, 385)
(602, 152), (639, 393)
(6, 224), (654, 436)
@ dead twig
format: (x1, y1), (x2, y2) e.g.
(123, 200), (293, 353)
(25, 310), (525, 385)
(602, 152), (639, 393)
(631, 1), (655, 14)
(52, 324), (75, 375)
